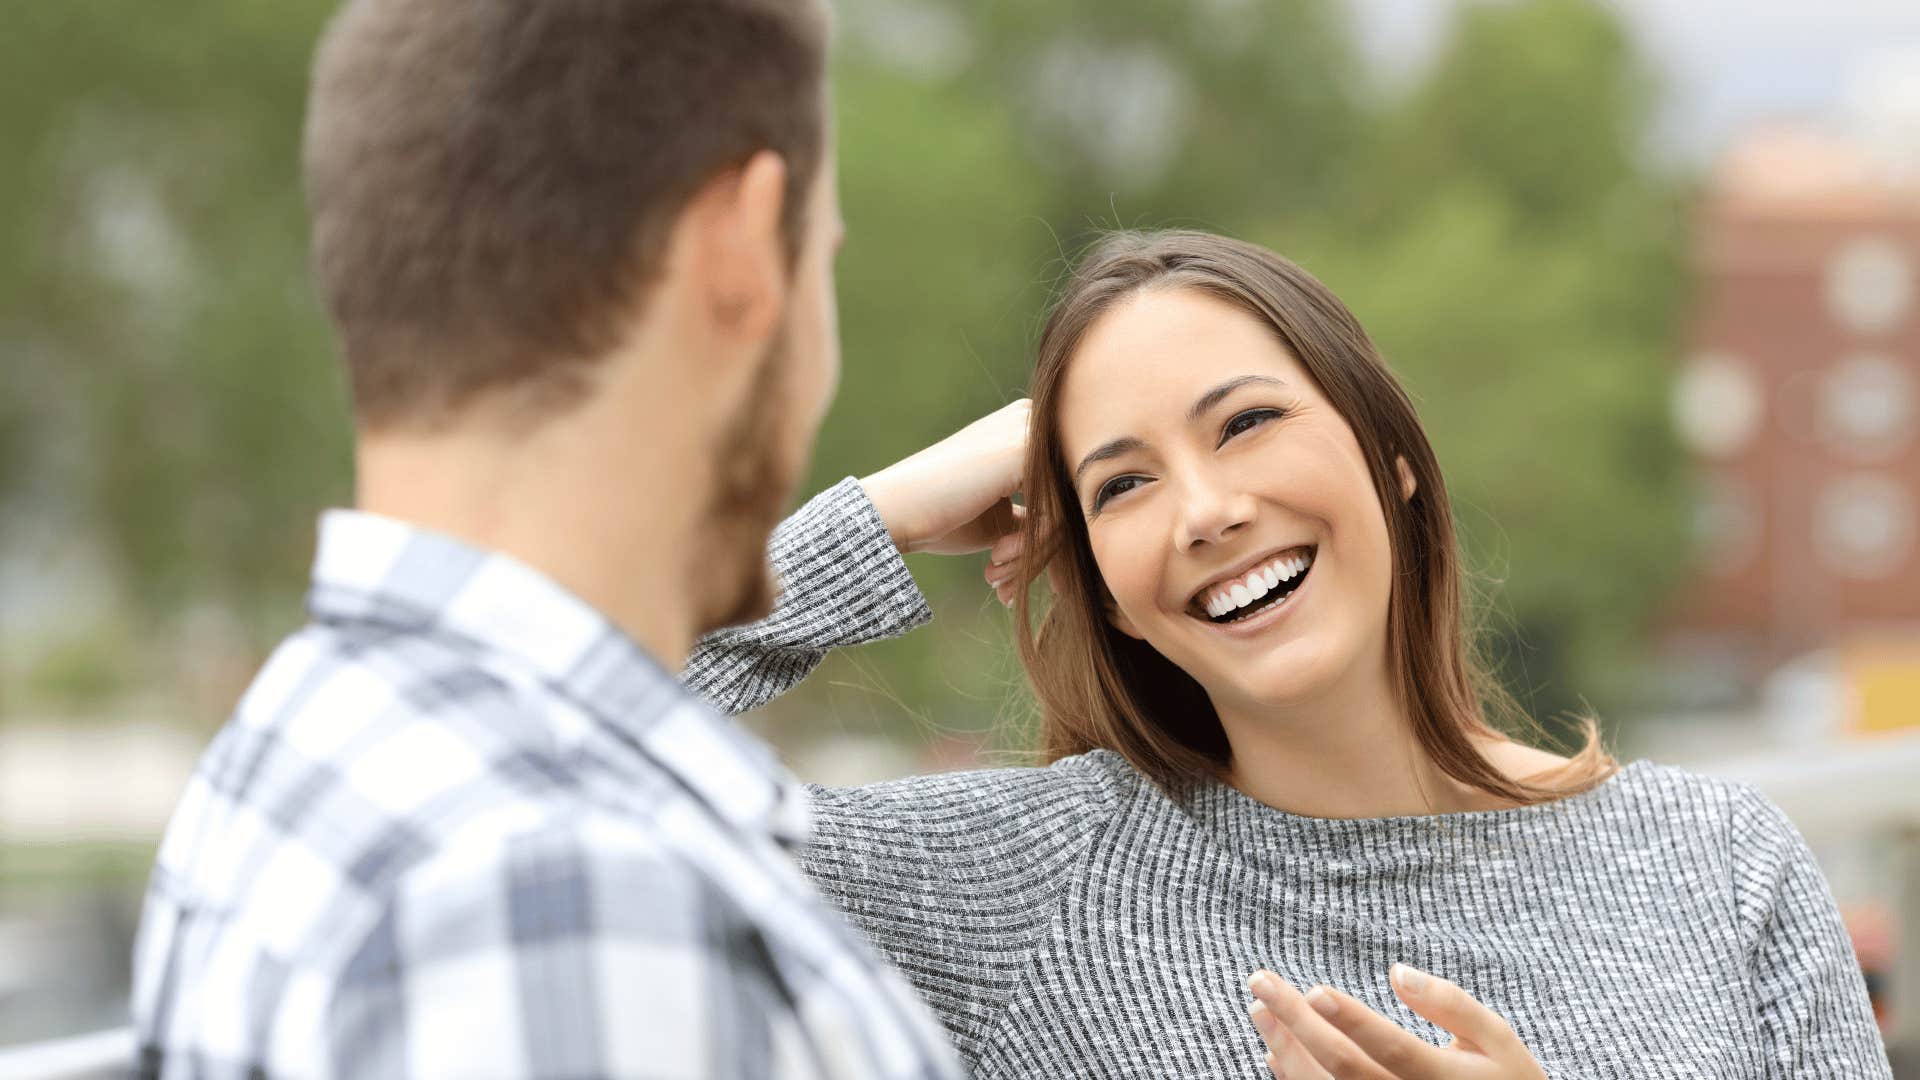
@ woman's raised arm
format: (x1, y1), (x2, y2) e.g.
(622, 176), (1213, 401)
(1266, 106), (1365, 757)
(682, 399), (1031, 713)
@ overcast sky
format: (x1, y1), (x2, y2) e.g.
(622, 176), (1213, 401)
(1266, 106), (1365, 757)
(1348, 0), (1920, 163)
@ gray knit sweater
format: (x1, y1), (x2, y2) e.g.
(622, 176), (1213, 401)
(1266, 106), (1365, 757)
(684, 479), (1892, 1079)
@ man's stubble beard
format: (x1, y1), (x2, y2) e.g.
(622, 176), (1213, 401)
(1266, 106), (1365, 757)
(693, 320), (806, 636)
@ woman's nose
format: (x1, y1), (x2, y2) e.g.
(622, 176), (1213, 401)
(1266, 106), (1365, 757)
(1173, 475), (1254, 553)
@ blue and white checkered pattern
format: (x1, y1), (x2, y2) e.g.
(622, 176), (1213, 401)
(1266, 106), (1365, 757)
(132, 490), (961, 1079)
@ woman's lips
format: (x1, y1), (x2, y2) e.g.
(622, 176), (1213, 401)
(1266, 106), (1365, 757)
(1188, 554), (1314, 638)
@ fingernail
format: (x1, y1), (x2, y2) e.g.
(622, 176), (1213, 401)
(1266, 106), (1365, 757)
(1393, 963), (1427, 995)
(1247, 971), (1275, 995)
(1305, 986), (1337, 1017)
(1248, 999), (1276, 1032)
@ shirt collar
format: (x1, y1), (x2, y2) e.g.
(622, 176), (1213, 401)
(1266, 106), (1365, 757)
(307, 509), (810, 846)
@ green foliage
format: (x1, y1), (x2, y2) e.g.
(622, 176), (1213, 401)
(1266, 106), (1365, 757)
(0, 840), (157, 890)
(1279, 0), (1691, 721)
(18, 629), (136, 711)
(960, 0), (1365, 234)
(0, 0), (1690, 733)
(0, 0), (348, 627)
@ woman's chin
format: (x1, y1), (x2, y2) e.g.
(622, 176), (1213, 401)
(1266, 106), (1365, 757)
(1195, 639), (1347, 714)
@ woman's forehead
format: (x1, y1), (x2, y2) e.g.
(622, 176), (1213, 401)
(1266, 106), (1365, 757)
(1057, 288), (1310, 451)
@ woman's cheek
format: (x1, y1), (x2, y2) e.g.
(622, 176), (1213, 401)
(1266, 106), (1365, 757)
(1096, 543), (1160, 635)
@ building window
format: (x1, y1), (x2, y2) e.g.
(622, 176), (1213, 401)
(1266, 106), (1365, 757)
(1815, 474), (1914, 579)
(1825, 236), (1912, 335)
(1674, 352), (1763, 458)
(1821, 352), (1914, 459)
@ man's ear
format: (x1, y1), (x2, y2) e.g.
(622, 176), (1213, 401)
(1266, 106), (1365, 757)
(683, 149), (789, 347)
(1394, 454), (1417, 502)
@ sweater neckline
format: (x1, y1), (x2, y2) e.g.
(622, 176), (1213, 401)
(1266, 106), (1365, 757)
(1179, 758), (1648, 847)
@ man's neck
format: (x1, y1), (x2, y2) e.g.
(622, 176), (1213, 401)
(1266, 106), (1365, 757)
(354, 407), (705, 670)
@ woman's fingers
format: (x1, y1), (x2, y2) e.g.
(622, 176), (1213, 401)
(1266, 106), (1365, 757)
(985, 567), (1016, 606)
(1301, 983), (1444, 1078)
(1388, 964), (1522, 1058)
(989, 530), (1024, 567)
(859, 398), (1030, 556)
(1248, 972), (1394, 1080)
(985, 529), (1029, 606)
(1249, 1000), (1331, 1080)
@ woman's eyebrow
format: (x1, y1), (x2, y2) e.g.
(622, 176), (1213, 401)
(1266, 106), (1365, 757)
(1186, 374), (1287, 423)
(1073, 436), (1147, 488)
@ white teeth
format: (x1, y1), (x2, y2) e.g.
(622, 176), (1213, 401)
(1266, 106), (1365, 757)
(1200, 548), (1316, 618)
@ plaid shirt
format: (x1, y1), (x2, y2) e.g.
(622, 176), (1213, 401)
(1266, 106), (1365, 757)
(132, 479), (961, 1079)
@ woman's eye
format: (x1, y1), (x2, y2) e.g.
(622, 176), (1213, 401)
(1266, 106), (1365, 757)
(1094, 475), (1145, 509)
(1221, 407), (1281, 444)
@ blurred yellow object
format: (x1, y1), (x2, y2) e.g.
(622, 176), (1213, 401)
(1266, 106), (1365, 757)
(1844, 638), (1920, 736)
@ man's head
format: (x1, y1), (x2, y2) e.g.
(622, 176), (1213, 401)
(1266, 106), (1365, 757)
(304, 0), (842, 635)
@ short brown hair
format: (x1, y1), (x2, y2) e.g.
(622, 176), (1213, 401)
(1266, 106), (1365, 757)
(1016, 230), (1614, 804)
(304, 0), (828, 429)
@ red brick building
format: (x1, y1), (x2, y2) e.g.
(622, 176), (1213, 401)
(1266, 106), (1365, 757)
(1665, 126), (1920, 728)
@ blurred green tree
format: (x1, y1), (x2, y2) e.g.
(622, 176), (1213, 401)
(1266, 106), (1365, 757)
(0, 0), (1689, 750)
(1282, 0), (1691, 732)
(0, 1), (349, 643)
(961, 0), (1364, 234)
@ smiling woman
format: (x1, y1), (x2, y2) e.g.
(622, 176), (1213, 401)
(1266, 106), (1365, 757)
(683, 231), (1892, 1077)
(1016, 231), (1611, 813)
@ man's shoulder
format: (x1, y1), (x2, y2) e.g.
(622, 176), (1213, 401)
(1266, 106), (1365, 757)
(140, 623), (960, 1079)
(138, 803), (799, 1079)
(156, 619), (726, 969)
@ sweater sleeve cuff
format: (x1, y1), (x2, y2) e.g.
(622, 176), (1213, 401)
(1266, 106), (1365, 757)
(766, 477), (932, 646)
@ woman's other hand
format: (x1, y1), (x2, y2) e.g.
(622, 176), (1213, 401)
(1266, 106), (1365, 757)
(859, 399), (1030, 556)
(983, 514), (1029, 607)
(1245, 965), (1548, 1080)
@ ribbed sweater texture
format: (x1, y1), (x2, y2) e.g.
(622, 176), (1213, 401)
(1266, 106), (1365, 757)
(684, 479), (1893, 1079)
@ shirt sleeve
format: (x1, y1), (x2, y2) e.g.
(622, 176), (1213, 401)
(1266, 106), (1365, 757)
(1730, 785), (1894, 1079)
(681, 477), (932, 715)
(325, 820), (816, 1080)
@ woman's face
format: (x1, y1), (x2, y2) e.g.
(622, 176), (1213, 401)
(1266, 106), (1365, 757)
(1056, 287), (1405, 716)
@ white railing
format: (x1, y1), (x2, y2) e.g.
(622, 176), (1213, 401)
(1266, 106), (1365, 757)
(1701, 728), (1920, 840)
(0, 1027), (132, 1079)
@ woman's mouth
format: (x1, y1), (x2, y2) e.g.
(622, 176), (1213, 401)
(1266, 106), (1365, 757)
(1187, 546), (1316, 626)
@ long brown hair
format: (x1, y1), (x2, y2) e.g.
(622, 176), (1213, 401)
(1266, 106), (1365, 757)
(1013, 230), (1614, 805)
